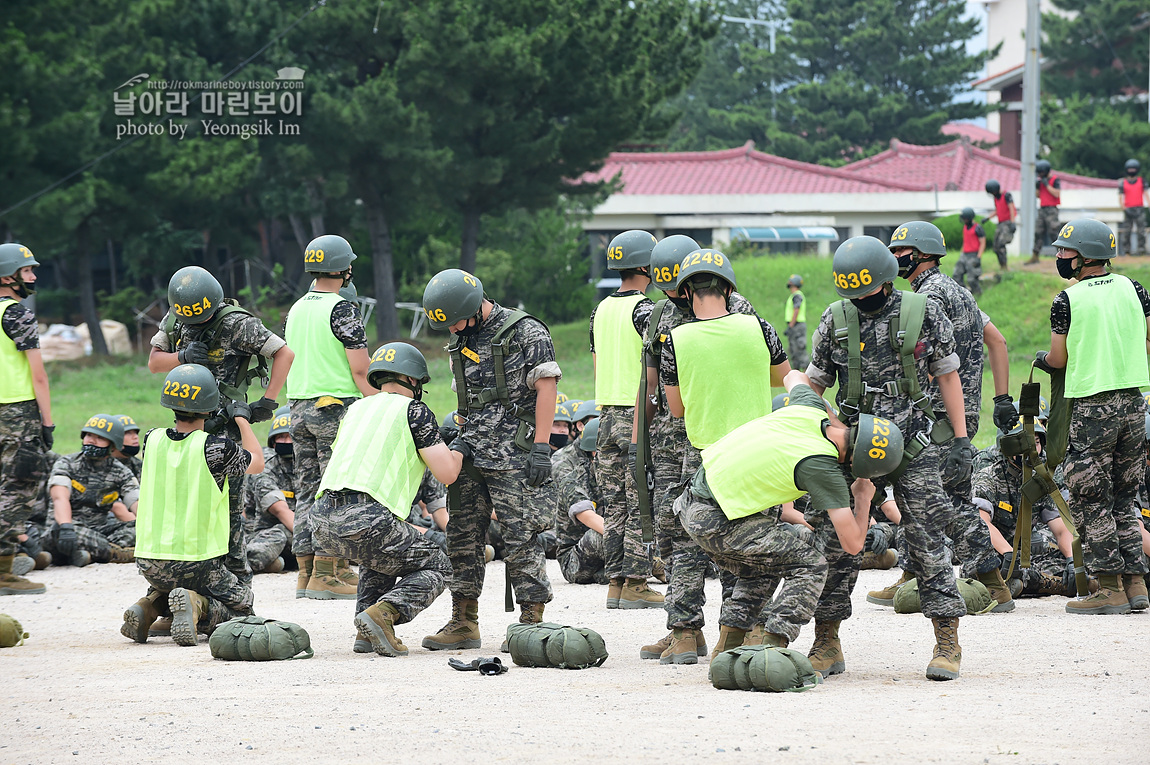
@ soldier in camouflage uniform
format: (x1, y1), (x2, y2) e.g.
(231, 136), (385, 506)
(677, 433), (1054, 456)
(552, 419), (607, 585)
(675, 372), (900, 660)
(784, 274), (810, 371)
(149, 266), (293, 589)
(809, 236), (971, 681)
(244, 406), (295, 574)
(0, 242), (54, 596)
(589, 230), (661, 608)
(889, 220), (1016, 610)
(1037, 219), (1150, 613)
(121, 364), (262, 645)
(638, 235), (772, 662)
(110, 415), (143, 480)
(421, 269), (561, 650)
(45, 415), (139, 566)
(311, 343), (461, 656)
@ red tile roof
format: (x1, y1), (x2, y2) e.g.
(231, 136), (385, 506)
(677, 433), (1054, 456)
(941, 122), (1000, 151)
(580, 141), (927, 195)
(840, 138), (1114, 191)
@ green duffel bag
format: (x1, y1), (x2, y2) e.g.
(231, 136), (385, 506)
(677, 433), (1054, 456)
(505, 622), (608, 669)
(208, 616), (314, 661)
(892, 577), (996, 615)
(0, 613), (28, 647)
(709, 645), (822, 693)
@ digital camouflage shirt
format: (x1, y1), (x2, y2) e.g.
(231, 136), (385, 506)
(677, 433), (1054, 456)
(551, 442), (598, 556)
(244, 447), (295, 531)
(911, 267), (987, 437)
(451, 302), (562, 470)
(808, 290), (959, 438)
(48, 453), (140, 527)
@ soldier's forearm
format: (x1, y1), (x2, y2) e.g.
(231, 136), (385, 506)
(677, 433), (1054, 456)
(533, 376), (558, 444)
(262, 345), (294, 400)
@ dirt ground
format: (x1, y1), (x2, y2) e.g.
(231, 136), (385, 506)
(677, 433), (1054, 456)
(3, 560), (1148, 765)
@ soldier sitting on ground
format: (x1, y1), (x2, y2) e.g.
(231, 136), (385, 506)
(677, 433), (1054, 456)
(243, 405), (295, 574)
(553, 418), (608, 586)
(110, 414), (143, 480)
(45, 414), (139, 567)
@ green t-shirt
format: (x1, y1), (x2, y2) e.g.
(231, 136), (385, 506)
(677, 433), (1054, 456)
(782, 385), (850, 513)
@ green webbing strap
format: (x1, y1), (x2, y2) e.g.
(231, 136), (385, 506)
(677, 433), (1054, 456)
(891, 291), (934, 421)
(448, 338), (469, 414)
(634, 299), (669, 545)
(830, 300), (863, 416)
(173, 302), (269, 405)
(451, 309), (540, 427)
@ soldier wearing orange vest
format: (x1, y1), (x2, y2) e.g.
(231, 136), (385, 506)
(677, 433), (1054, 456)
(1119, 159), (1148, 256)
(1028, 160), (1061, 265)
(983, 179), (1016, 270)
(953, 208), (987, 297)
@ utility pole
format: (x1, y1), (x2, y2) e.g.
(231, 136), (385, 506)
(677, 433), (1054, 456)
(1018, 0), (1040, 261)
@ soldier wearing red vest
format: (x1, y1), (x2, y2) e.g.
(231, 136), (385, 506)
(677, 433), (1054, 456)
(1119, 159), (1148, 256)
(953, 208), (987, 297)
(1028, 160), (1061, 265)
(983, 180), (1016, 270)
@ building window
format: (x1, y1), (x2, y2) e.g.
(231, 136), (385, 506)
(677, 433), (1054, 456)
(863, 225), (894, 243)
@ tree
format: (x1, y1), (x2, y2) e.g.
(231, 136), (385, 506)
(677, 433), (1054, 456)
(397, 0), (715, 272)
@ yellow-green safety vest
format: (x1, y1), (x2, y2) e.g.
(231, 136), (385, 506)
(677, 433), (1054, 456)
(703, 404), (839, 520)
(317, 393), (425, 519)
(593, 293), (646, 406)
(135, 429), (230, 561)
(0, 299), (34, 404)
(1064, 273), (1150, 398)
(671, 313), (774, 449)
(784, 290), (806, 325)
(285, 291), (360, 400)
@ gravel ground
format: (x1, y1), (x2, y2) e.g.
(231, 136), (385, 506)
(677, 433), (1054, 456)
(3, 560), (1148, 764)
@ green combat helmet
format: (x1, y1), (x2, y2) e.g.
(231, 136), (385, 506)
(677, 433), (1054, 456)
(960, 207), (975, 222)
(1053, 219), (1116, 261)
(160, 364), (220, 413)
(555, 391), (570, 405)
(771, 392), (791, 411)
(0, 243), (39, 280)
(304, 234), (357, 274)
(889, 221), (947, 277)
(786, 274), (802, 288)
(650, 235), (699, 291)
(570, 399), (600, 423)
(368, 342), (431, 397)
(675, 249), (736, 292)
(1036, 159), (1051, 176)
(578, 417), (600, 452)
(168, 266), (224, 325)
(848, 414), (905, 478)
(422, 269), (484, 331)
(442, 410), (464, 433)
(985, 180), (1001, 195)
(606, 230), (657, 271)
(267, 405), (291, 447)
(81, 413), (125, 452)
(833, 237), (898, 298)
(112, 414), (140, 435)
(554, 401), (575, 424)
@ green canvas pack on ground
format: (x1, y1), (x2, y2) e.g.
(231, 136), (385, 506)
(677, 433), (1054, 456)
(709, 645), (822, 692)
(0, 613), (28, 647)
(505, 622), (608, 669)
(208, 616), (314, 661)
(892, 577), (996, 615)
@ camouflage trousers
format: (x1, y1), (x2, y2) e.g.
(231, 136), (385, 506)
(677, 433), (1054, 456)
(1033, 207), (1060, 256)
(1064, 390), (1148, 576)
(785, 323), (809, 372)
(653, 417), (711, 629)
(1118, 207), (1147, 256)
(924, 452), (999, 576)
(44, 518), (135, 563)
(558, 529), (607, 585)
(448, 465), (553, 605)
(595, 405), (649, 580)
(675, 487), (827, 642)
(885, 443), (966, 618)
(220, 421), (252, 587)
(137, 556), (254, 633)
(289, 396), (355, 558)
(246, 525), (291, 573)
(952, 251), (983, 296)
(0, 400), (48, 557)
(804, 510), (859, 623)
(992, 222), (1014, 267)
(311, 491), (451, 624)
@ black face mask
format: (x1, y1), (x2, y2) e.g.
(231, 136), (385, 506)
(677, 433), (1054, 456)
(82, 444), (110, 459)
(1056, 257), (1079, 280)
(668, 295), (691, 311)
(896, 253), (915, 278)
(850, 290), (889, 314)
(1128, 169), (1139, 176)
(549, 433), (569, 449)
(454, 314), (483, 338)
(274, 442), (294, 457)
(120, 444), (140, 457)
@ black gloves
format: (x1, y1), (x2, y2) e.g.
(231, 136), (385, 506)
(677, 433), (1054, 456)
(56, 523), (78, 558)
(225, 399), (252, 422)
(447, 656), (508, 675)
(1034, 350), (1055, 374)
(942, 436), (975, 486)
(41, 424), (55, 449)
(450, 439), (473, 461)
(865, 525), (890, 555)
(439, 426), (458, 446)
(992, 394), (1019, 431)
(177, 341), (210, 366)
(525, 443), (552, 486)
(249, 396), (277, 423)
(980, 216), (991, 225)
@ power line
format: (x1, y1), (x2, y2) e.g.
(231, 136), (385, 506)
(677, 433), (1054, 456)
(0, 0), (327, 220)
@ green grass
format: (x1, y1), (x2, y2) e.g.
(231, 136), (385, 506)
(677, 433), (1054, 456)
(46, 256), (1150, 452)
